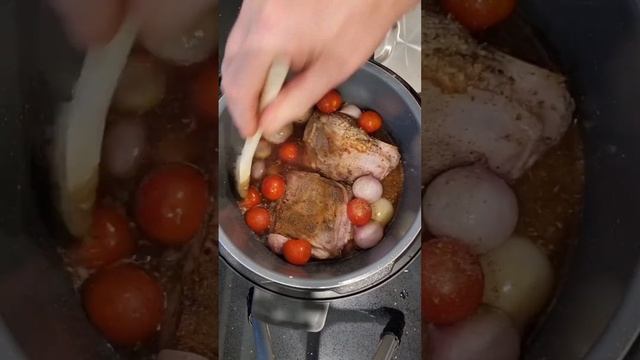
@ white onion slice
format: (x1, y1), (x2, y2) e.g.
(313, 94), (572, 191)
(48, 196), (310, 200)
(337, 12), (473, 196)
(235, 59), (289, 198)
(54, 16), (138, 236)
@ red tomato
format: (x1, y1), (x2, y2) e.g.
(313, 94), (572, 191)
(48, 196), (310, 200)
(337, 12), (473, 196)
(191, 64), (218, 119)
(347, 198), (372, 226)
(83, 264), (164, 346)
(245, 206), (270, 234)
(422, 238), (484, 325)
(261, 174), (286, 201)
(278, 142), (299, 163)
(282, 239), (312, 265)
(358, 111), (383, 134)
(70, 207), (135, 269)
(135, 163), (209, 246)
(316, 90), (343, 113)
(241, 186), (262, 210)
(441, 0), (517, 31)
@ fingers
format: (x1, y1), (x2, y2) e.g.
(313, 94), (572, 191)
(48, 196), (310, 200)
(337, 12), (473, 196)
(50, 0), (126, 48)
(259, 57), (354, 135)
(221, 49), (275, 138)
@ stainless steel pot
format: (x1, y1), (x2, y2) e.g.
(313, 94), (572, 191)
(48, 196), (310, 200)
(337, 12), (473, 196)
(218, 61), (422, 299)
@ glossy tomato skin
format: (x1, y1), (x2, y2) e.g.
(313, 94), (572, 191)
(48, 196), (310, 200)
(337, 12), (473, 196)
(316, 90), (343, 113)
(358, 111), (383, 134)
(70, 206), (135, 269)
(278, 142), (299, 163)
(83, 264), (164, 346)
(347, 198), (372, 226)
(282, 239), (312, 265)
(241, 186), (262, 210)
(136, 163), (209, 246)
(441, 0), (517, 31)
(191, 64), (218, 119)
(261, 174), (286, 201)
(245, 206), (271, 234)
(422, 238), (484, 325)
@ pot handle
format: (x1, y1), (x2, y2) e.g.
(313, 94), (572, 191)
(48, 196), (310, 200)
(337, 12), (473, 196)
(247, 286), (330, 360)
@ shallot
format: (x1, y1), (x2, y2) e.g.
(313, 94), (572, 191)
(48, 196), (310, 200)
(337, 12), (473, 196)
(251, 160), (266, 180)
(371, 198), (394, 225)
(255, 140), (272, 159)
(339, 104), (362, 119)
(353, 175), (383, 203)
(427, 307), (520, 360)
(267, 234), (289, 254)
(354, 222), (384, 249)
(141, 10), (217, 66)
(423, 165), (518, 253)
(113, 54), (166, 114)
(481, 236), (554, 327)
(263, 123), (293, 144)
(103, 118), (146, 178)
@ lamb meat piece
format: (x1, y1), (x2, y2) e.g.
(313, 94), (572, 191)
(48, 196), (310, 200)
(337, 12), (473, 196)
(303, 112), (401, 183)
(422, 11), (574, 184)
(272, 171), (352, 259)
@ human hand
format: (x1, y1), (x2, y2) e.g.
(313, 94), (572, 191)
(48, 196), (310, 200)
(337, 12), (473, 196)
(221, 0), (419, 138)
(50, 0), (216, 49)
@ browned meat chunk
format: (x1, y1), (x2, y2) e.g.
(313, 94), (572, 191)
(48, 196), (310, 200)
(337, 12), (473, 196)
(303, 112), (401, 183)
(272, 171), (352, 259)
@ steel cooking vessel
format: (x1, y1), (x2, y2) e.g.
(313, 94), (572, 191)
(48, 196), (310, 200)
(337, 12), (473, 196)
(218, 60), (422, 299)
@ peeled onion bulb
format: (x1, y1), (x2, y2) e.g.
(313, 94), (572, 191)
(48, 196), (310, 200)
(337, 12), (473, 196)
(371, 198), (394, 225)
(423, 165), (518, 253)
(113, 54), (166, 114)
(353, 175), (383, 203)
(103, 118), (146, 178)
(354, 222), (384, 249)
(339, 104), (362, 119)
(428, 307), (520, 360)
(263, 123), (293, 144)
(481, 236), (554, 327)
(267, 234), (288, 254)
(141, 10), (217, 66)
(255, 140), (272, 159)
(251, 160), (266, 180)
(294, 109), (312, 124)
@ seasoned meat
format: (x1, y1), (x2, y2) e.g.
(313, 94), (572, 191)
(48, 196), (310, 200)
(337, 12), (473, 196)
(273, 171), (352, 259)
(303, 112), (401, 183)
(422, 11), (574, 184)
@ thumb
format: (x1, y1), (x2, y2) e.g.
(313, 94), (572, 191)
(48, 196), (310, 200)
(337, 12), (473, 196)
(259, 61), (338, 135)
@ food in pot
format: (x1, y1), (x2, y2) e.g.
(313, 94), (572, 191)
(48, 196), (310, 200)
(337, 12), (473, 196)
(60, 14), (218, 356)
(422, 10), (574, 184)
(304, 112), (400, 182)
(422, 2), (584, 359)
(238, 89), (404, 265)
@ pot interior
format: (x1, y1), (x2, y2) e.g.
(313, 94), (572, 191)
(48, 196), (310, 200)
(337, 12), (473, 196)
(218, 61), (421, 297)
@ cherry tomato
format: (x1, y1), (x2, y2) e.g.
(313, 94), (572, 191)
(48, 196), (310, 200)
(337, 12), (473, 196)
(69, 207), (135, 269)
(358, 111), (383, 134)
(241, 186), (262, 210)
(83, 264), (164, 346)
(136, 163), (209, 246)
(441, 0), (517, 31)
(261, 174), (286, 201)
(245, 206), (271, 234)
(282, 239), (312, 265)
(316, 90), (343, 113)
(278, 142), (299, 163)
(347, 198), (372, 226)
(422, 238), (484, 325)
(191, 64), (218, 119)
